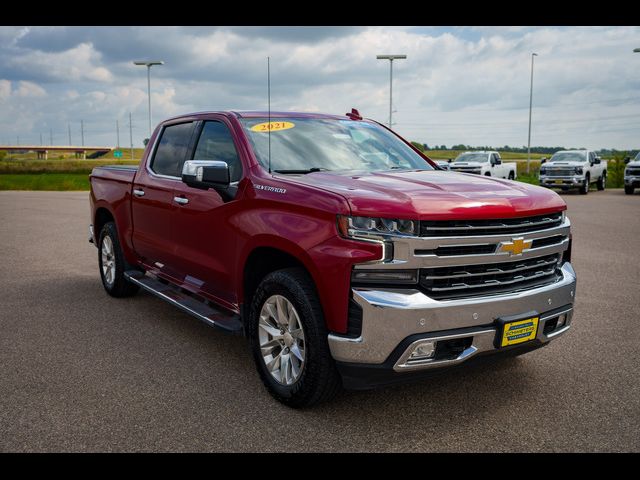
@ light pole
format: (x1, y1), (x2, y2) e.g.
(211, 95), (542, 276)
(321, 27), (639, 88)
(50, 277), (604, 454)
(527, 53), (538, 175)
(133, 60), (164, 138)
(376, 54), (407, 129)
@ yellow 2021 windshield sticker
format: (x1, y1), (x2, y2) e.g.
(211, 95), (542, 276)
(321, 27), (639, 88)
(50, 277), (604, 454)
(250, 121), (295, 133)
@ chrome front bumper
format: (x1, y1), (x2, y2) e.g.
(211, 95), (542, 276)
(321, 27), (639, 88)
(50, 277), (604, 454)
(625, 176), (640, 185)
(539, 176), (583, 186)
(328, 262), (576, 369)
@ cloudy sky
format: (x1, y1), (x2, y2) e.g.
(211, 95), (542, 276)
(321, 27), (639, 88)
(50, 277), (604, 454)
(1, 26), (639, 149)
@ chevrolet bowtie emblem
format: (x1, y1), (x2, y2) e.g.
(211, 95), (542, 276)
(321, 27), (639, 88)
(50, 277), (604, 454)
(498, 238), (532, 256)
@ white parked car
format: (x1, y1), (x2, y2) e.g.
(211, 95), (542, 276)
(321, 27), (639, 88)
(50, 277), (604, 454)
(448, 151), (517, 179)
(539, 150), (607, 195)
(624, 152), (640, 195)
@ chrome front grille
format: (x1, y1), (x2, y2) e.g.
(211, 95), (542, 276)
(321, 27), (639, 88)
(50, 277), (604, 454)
(352, 212), (571, 301)
(627, 168), (640, 176)
(545, 168), (576, 177)
(419, 254), (562, 300)
(420, 212), (563, 237)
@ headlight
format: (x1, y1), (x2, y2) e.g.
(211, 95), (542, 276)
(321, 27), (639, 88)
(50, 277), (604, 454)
(575, 166), (583, 175)
(337, 215), (417, 239)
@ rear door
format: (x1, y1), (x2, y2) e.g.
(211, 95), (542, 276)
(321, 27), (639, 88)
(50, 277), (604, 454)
(170, 117), (246, 308)
(131, 120), (196, 279)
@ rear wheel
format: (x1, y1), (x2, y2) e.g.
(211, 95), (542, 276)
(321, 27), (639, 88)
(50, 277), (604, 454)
(98, 222), (139, 297)
(625, 185), (635, 195)
(579, 174), (590, 195)
(597, 173), (606, 191)
(248, 268), (341, 408)
(508, 171), (515, 180)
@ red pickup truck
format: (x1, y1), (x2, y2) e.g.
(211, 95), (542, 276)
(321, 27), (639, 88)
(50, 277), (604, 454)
(89, 110), (577, 407)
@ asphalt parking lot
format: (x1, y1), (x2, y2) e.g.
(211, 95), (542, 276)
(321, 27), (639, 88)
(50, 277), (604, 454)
(1, 189), (639, 452)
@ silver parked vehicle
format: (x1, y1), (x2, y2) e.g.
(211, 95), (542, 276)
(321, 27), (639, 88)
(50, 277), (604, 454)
(539, 150), (607, 195)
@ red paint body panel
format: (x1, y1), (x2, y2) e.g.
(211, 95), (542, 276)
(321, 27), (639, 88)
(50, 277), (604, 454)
(90, 110), (567, 334)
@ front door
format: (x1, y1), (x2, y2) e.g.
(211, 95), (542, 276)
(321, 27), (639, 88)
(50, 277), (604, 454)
(131, 120), (195, 280)
(170, 118), (246, 309)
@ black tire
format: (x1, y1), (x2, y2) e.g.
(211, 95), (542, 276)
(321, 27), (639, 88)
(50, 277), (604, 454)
(484, 172), (491, 177)
(625, 185), (635, 195)
(597, 172), (606, 191)
(98, 221), (139, 297)
(508, 171), (515, 180)
(579, 174), (589, 195)
(248, 268), (341, 408)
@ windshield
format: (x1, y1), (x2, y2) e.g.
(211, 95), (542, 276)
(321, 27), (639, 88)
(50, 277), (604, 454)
(239, 117), (432, 173)
(453, 153), (488, 163)
(549, 152), (587, 162)
(634, 152), (640, 161)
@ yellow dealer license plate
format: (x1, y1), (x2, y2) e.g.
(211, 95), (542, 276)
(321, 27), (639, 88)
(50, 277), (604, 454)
(500, 317), (539, 347)
(554, 180), (564, 184)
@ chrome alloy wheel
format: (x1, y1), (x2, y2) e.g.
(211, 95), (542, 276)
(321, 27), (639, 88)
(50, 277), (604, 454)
(101, 236), (116, 286)
(258, 294), (306, 386)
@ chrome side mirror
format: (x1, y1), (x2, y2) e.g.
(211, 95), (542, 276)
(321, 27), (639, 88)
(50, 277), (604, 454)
(182, 160), (230, 190)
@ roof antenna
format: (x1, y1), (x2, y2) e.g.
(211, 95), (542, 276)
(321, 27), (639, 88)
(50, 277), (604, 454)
(267, 56), (271, 174)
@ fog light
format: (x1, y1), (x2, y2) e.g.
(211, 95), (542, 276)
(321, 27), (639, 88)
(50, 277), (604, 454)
(409, 341), (436, 361)
(556, 313), (567, 329)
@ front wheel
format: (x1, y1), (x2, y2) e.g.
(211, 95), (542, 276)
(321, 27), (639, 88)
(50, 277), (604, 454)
(248, 268), (341, 408)
(98, 222), (139, 297)
(597, 173), (606, 191)
(579, 175), (590, 195)
(625, 185), (635, 195)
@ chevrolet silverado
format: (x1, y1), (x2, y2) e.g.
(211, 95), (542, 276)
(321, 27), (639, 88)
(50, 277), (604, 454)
(89, 110), (576, 407)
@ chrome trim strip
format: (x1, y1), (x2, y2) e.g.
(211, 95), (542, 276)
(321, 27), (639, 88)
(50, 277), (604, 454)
(422, 216), (561, 232)
(423, 256), (559, 280)
(393, 330), (495, 371)
(429, 268), (557, 292)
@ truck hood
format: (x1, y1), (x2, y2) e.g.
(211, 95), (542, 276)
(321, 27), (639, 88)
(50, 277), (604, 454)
(281, 170), (566, 220)
(626, 161), (640, 168)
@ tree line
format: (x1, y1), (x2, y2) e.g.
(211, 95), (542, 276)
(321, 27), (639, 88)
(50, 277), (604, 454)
(410, 142), (638, 158)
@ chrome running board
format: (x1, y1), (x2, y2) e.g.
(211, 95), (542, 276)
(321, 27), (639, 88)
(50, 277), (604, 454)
(125, 270), (243, 335)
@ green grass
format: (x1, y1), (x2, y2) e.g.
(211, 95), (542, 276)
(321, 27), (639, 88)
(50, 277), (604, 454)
(0, 173), (90, 190)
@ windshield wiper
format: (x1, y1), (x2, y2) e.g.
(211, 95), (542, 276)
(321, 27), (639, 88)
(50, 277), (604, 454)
(273, 167), (330, 174)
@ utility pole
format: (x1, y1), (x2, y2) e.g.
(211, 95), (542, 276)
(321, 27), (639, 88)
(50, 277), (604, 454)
(17, 135), (19, 145)
(376, 54), (407, 129)
(527, 53), (538, 175)
(129, 112), (134, 160)
(40, 133), (43, 146)
(116, 119), (120, 148)
(68, 123), (72, 145)
(49, 128), (53, 145)
(81, 120), (85, 146)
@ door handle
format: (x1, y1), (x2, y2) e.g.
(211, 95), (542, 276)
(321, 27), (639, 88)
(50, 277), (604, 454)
(173, 196), (189, 205)
(133, 189), (145, 197)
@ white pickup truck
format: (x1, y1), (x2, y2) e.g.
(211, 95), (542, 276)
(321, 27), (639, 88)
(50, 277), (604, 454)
(624, 152), (640, 194)
(539, 150), (607, 195)
(448, 151), (517, 179)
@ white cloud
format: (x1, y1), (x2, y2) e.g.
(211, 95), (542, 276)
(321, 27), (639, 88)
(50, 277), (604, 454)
(8, 42), (113, 83)
(15, 80), (46, 97)
(0, 79), (10, 100)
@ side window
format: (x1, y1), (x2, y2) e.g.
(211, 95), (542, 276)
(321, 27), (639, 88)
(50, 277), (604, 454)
(150, 122), (194, 177)
(193, 121), (243, 182)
